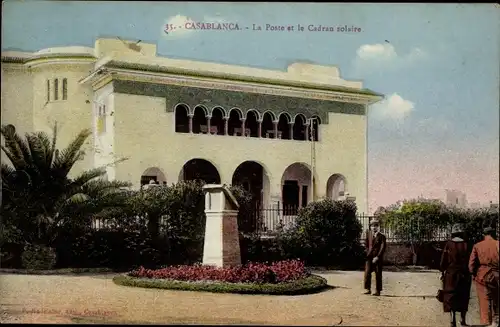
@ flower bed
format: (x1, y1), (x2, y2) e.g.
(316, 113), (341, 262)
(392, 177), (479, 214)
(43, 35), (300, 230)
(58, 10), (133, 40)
(129, 260), (307, 284)
(113, 260), (329, 295)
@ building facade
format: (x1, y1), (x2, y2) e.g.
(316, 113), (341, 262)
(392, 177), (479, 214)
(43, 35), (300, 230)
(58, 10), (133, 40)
(444, 189), (468, 209)
(1, 38), (383, 215)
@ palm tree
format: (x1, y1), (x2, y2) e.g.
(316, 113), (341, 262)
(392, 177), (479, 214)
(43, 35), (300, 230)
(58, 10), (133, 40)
(1, 123), (131, 245)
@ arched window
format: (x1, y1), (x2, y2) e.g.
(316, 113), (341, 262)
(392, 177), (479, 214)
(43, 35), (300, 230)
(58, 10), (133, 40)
(46, 80), (51, 102)
(174, 104), (190, 133)
(62, 78), (68, 100)
(54, 79), (59, 100)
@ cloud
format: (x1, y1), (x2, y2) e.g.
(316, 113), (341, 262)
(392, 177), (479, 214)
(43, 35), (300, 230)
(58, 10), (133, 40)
(161, 14), (227, 38)
(370, 93), (415, 121)
(356, 43), (398, 61)
(353, 43), (428, 74)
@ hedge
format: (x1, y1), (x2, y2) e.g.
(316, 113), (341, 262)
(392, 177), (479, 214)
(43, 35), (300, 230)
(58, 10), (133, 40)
(112, 274), (328, 295)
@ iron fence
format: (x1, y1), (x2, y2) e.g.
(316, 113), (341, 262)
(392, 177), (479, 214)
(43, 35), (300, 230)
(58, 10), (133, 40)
(90, 207), (453, 243)
(356, 214), (451, 243)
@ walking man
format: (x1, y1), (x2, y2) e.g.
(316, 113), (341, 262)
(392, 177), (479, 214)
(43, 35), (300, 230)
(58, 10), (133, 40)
(364, 218), (387, 296)
(469, 226), (499, 327)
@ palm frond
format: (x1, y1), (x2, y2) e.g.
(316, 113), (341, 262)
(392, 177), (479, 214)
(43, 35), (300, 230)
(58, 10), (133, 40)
(1, 126), (33, 170)
(71, 167), (107, 187)
(52, 128), (92, 177)
(49, 122), (58, 167)
(26, 131), (55, 175)
(66, 193), (91, 204)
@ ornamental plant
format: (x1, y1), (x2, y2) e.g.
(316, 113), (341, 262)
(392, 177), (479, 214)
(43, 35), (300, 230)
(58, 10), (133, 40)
(128, 259), (308, 284)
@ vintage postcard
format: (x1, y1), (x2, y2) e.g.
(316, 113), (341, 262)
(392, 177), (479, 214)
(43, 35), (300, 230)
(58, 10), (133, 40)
(1, 2), (499, 326)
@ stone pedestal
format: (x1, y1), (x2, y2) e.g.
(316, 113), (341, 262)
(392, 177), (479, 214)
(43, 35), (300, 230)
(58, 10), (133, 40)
(202, 184), (241, 268)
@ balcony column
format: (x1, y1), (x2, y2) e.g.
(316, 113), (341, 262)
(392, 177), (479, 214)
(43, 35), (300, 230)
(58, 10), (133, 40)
(257, 120), (262, 138)
(206, 115), (211, 135)
(188, 114), (193, 133)
(224, 117), (229, 135)
(289, 122), (294, 139)
(273, 121), (279, 139)
(305, 123), (310, 141)
(240, 118), (246, 137)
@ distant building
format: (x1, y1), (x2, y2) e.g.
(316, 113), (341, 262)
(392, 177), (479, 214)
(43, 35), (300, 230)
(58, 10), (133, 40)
(445, 189), (467, 209)
(468, 201), (498, 209)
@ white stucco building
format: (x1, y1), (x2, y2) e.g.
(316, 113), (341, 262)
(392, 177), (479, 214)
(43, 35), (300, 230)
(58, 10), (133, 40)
(1, 38), (383, 217)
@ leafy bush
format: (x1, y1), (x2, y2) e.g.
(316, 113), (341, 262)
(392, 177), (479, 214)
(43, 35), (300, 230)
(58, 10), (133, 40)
(239, 233), (284, 264)
(52, 229), (164, 270)
(128, 259), (308, 284)
(280, 199), (364, 267)
(113, 274), (328, 295)
(447, 207), (499, 245)
(21, 244), (57, 270)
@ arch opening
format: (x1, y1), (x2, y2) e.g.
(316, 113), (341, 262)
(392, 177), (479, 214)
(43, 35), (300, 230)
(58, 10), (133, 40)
(179, 159), (221, 184)
(293, 114), (306, 141)
(140, 167), (167, 187)
(175, 104), (190, 133)
(261, 112), (275, 138)
(232, 161), (271, 232)
(326, 174), (347, 200)
(281, 162), (313, 215)
(211, 107), (225, 135)
(192, 106), (207, 134)
(246, 110), (259, 137)
(277, 113), (291, 140)
(228, 109), (241, 136)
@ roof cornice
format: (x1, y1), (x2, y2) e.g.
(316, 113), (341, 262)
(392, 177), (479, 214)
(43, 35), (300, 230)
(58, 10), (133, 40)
(98, 59), (383, 98)
(81, 65), (383, 105)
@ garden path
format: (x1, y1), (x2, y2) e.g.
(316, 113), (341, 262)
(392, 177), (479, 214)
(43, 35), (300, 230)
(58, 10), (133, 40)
(0, 270), (482, 326)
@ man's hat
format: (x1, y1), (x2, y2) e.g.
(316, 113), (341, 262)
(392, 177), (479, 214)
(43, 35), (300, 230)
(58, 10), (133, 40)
(370, 218), (381, 226)
(483, 226), (495, 234)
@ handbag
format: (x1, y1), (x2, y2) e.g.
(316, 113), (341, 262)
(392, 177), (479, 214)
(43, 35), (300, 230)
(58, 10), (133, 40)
(436, 289), (444, 303)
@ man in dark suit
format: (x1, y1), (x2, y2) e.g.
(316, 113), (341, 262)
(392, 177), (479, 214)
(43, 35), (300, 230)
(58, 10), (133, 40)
(364, 218), (387, 296)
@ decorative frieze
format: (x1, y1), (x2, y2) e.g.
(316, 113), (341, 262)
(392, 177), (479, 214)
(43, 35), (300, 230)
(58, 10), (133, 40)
(112, 80), (366, 124)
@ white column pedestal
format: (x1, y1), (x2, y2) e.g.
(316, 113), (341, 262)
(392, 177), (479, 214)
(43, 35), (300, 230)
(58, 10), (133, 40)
(202, 210), (241, 268)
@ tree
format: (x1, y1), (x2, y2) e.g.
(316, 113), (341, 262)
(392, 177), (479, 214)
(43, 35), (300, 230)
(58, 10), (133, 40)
(1, 123), (131, 246)
(380, 199), (451, 265)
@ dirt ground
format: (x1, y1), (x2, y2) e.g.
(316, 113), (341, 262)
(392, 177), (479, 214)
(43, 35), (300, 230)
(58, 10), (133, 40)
(0, 270), (482, 326)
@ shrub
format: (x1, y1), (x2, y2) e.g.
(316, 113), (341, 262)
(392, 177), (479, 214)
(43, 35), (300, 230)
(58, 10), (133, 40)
(128, 259), (308, 284)
(281, 199), (364, 267)
(21, 244), (57, 270)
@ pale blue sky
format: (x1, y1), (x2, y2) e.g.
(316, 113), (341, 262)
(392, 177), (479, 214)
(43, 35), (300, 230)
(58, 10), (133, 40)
(2, 1), (499, 210)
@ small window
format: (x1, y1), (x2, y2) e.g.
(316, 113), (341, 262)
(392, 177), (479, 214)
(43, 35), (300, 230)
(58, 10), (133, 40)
(62, 78), (68, 100)
(54, 79), (59, 100)
(46, 80), (50, 102)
